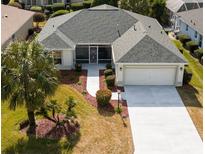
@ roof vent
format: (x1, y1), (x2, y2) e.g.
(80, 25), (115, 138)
(148, 25), (151, 28)
(191, 20), (192, 23)
(193, 22), (196, 25)
(3, 14), (8, 18)
(53, 25), (54, 28)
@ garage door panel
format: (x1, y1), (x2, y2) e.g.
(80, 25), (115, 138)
(124, 66), (176, 85)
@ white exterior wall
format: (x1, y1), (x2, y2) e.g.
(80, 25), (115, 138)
(56, 50), (74, 70)
(179, 20), (203, 47)
(115, 64), (185, 87)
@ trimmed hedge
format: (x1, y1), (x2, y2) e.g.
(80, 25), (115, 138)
(106, 75), (115, 87)
(104, 69), (113, 77)
(183, 67), (192, 84)
(30, 6), (43, 12)
(186, 41), (199, 53)
(71, 2), (84, 11)
(52, 3), (65, 12)
(106, 63), (112, 69)
(8, 2), (22, 8)
(83, 0), (92, 8)
(96, 89), (112, 106)
(194, 48), (203, 60)
(45, 4), (53, 12)
(50, 10), (69, 18)
(178, 34), (191, 46)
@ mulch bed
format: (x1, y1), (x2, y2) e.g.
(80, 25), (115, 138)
(60, 70), (128, 117)
(99, 70), (124, 92)
(21, 116), (79, 140)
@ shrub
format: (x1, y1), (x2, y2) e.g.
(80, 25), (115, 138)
(52, 3), (65, 12)
(75, 63), (82, 72)
(30, 6), (43, 12)
(183, 67), (192, 84)
(104, 69), (113, 77)
(33, 13), (45, 28)
(186, 41), (199, 53)
(71, 3), (84, 11)
(194, 48), (203, 60)
(106, 63), (112, 69)
(177, 34), (191, 46)
(105, 75), (115, 87)
(45, 4), (53, 11)
(83, 0), (92, 8)
(8, 2), (22, 8)
(50, 10), (69, 18)
(96, 89), (112, 106)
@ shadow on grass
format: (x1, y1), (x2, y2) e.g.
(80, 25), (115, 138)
(97, 103), (115, 117)
(177, 84), (202, 108)
(3, 131), (81, 154)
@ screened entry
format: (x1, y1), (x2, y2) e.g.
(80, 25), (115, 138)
(75, 45), (112, 64)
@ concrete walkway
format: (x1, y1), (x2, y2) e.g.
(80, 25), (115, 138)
(83, 64), (122, 100)
(125, 86), (203, 154)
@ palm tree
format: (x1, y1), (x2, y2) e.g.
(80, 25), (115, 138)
(2, 41), (58, 134)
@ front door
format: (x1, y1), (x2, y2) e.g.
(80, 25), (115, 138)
(89, 46), (97, 63)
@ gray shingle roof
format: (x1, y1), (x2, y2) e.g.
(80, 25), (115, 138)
(177, 8), (203, 35)
(58, 9), (137, 43)
(41, 33), (71, 50)
(118, 35), (185, 63)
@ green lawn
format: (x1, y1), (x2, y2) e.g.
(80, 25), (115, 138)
(172, 40), (203, 89)
(2, 85), (133, 154)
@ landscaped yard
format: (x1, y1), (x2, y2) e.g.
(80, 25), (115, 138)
(172, 39), (203, 139)
(2, 85), (133, 153)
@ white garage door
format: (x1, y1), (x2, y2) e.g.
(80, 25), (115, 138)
(124, 66), (177, 85)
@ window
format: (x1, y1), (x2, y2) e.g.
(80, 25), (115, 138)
(195, 31), (198, 38)
(76, 45), (89, 63)
(53, 51), (62, 65)
(186, 24), (188, 31)
(98, 46), (112, 63)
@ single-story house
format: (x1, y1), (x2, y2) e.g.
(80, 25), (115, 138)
(38, 4), (186, 86)
(177, 8), (203, 47)
(1, 5), (35, 49)
(166, 0), (203, 30)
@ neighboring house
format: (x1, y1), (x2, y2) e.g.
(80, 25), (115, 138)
(166, 0), (203, 30)
(1, 5), (35, 49)
(20, 0), (82, 8)
(38, 4), (186, 86)
(177, 8), (203, 47)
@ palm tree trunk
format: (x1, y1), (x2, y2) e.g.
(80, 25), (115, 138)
(27, 110), (36, 134)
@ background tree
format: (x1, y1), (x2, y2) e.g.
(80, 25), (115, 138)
(148, 0), (169, 26)
(120, 0), (169, 26)
(2, 41), (58, 134)
(120, 0), (149, 15)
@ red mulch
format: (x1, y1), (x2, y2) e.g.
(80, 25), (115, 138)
(99, 70), (124, 92)
(60, 70), (129, 117)
(21, 116), (79, 140)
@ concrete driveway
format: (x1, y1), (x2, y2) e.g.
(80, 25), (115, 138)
(125, 86), (202, 154)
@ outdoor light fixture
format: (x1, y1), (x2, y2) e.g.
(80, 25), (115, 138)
(180, 67), (183, 71)
(120, 67), (122, 71)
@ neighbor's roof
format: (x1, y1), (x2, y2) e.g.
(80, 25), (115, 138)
(38, 4), (186, 63)
(177, 8), (203, 35)
(1, 5), (35, 46)
(166, 0), (202, 13)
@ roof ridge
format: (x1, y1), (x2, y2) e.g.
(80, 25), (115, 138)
(55, 29), (75, 48)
